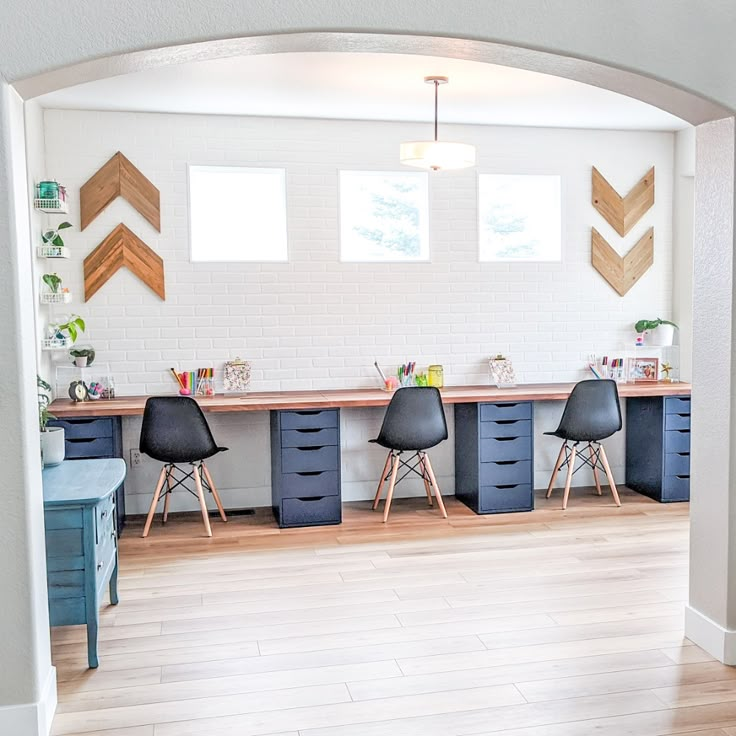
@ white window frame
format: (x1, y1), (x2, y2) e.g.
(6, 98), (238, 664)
(477, 173), (562, 263)
(339, 170), (430, 263)
(187, 164), (289, 263)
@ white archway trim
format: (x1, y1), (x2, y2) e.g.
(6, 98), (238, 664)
(14, 32), (731, 125)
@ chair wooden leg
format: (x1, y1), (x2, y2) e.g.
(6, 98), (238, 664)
(162, 465), (173, 523)
(546, 442), (567, 498)
(419, 454), (434, 507)
(590, 445), (603, 496)
(193, 463), (213, 537)
(598, 445), (622, 507)
(561, 445), (577, 510)
(372, 451), (393, 510)
(202, 463), (227, 522)
(422, 453), (448, 519)
(142, 466), (167, 538)
(382, 454), (401, 523)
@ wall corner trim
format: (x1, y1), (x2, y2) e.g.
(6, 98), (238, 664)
(0, 666), (57, 736)
(685, 604), (736, 665)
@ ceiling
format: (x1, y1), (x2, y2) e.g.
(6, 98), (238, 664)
(35, 52), (687, 131)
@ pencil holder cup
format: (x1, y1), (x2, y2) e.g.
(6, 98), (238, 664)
(383, 376), (399, 391)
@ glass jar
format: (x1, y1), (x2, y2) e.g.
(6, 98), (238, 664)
(38, 180), (59, 199)
(427, 365), (444, 388)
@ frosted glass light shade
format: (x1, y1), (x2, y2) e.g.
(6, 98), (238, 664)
(400, 140), (476, 171)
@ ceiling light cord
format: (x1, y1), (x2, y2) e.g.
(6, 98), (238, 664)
(433, 78), (439, 142)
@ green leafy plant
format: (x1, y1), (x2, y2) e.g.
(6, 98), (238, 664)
(52, 314), (86, 344)
(634, 318), (678, 334)
(69, 345), (95, 365)
(42, 273), (62, 293)
(37, 375), (55, 432)
(42, 221), (72, 248)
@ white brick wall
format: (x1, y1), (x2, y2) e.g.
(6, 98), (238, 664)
(40, 110), (675, 512)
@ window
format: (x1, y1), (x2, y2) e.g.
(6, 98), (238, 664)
(339, 171), (429, 262)
(478, 174), (562, 262)
(188, 166), (288, 262)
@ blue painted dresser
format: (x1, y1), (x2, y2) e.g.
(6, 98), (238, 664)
(626, 394), (691, 502)
(270, 409), (342, 527)
(47, 416), (126, 535)
(454, 401), (535, 513)
(43, 458), (126, 668)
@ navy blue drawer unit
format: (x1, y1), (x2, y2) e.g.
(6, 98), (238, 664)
(271, 409), (342, 527)
(48, 415), (126, 535)
(455, 402), (535, 514)
(43, 459), (125, 668)
(626, 395), (691, 502)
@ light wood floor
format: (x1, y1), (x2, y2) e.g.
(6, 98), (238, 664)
(50, 487), (736, 736)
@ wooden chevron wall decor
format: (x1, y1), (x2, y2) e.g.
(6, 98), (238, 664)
(591, 227), (654, 296)
(84, 223), (165, 301)
(592, 166), (654, 237)
(80, 152), (161, 231)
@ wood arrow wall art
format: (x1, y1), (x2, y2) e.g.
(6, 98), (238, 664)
(592, 166), (654, 237)
(591, 227), (654, 296)
(80, 152), (161, 231)
(84, 223), (165, 301)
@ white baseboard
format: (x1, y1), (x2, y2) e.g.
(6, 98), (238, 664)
(0, 666), (57, 736)
(685, 605), (736, 664)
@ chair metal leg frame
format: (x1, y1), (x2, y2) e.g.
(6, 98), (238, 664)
(546, 440), (621, 510)
(373, 450), (447, 522)
(141, 461), (228, 537)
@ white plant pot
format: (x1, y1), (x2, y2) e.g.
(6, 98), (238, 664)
(648, 324), (676, 347)
(74, 356), (88, 367)
(41, 426), (65, 467)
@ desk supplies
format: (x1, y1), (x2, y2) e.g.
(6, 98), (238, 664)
(427, 364), (444, 388)
(223, 358), (251, 393)
(489, 356), (515, 388)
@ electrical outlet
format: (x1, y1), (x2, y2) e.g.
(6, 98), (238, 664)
(130, 449), (142, 467)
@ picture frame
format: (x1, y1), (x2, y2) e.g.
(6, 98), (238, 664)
(630, 356), (659, 382)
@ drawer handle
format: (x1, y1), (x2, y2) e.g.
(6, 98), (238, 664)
(677, 453), (690, 457)
(676, 430), (690, 434)
(297, 496), (325, 502)
(498, 403), (518, 408)
(96, 562), (103, 571)
(70, 419), (99, 425)
(496, 484), (520, 490)
(495, 461), (520, 466)
(295, 428), (322, 434)
(676, 474), (690, 479)
(67, 438), (97, 444)
(295, 410), (321, 416)
(100, 511), (106, 519)
(297, 471), (323, 477)
(296, 446), (325, 452)
(494, 420), (520, 426)
(494, 437), (519, 442)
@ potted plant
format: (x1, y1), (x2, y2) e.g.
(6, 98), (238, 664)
(69, 345), (95, 368)
(38, 375), (65, 466)
(42, 273), (62, 293)
(49, 314), (86, 345)
(42, 221), (72, 248)
(634, 318), (678, 347)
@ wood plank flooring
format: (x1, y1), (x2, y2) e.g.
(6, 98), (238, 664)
(49, 487), (736, 736)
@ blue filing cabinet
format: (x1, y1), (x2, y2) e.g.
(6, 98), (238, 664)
(43, 458), (125, 668)
(454, 401), (535, 513)
(626, 394), (691, 502)
(270, 409), (342, 527)
(48, 416), (126, 535)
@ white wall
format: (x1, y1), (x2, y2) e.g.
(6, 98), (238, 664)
(42, 109), (675, 512)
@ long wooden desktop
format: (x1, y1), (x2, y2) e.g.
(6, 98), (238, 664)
(49, 381), (692, 528)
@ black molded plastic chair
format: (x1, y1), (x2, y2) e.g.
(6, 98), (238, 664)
(545, 379), (622, 509)
(140, 396), (228, 537)
(369, 387), (449, 522)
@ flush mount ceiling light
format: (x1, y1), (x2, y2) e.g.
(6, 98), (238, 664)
(400, 76), (476, 171)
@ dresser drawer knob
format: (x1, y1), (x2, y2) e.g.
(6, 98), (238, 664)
(97, 562), (103, 571)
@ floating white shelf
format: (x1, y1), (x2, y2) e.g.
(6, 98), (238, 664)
(40, 292), (72, 305)
(36, 245), (70, 259)
(34, 198), (68, 214)
(41, 337), (71, 351)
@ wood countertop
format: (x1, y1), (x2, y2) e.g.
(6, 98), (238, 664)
(49, 381), (692, 418)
